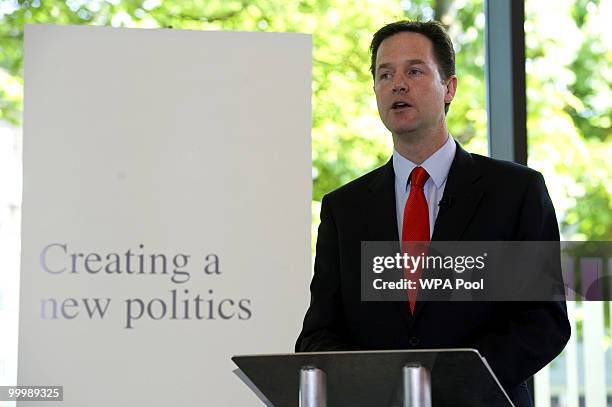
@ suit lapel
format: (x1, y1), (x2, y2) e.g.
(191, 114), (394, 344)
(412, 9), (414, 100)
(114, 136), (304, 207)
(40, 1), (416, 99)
(413, 142), (484, 319)
(431, 142), (484, 241)
(366, 159), (399, 243)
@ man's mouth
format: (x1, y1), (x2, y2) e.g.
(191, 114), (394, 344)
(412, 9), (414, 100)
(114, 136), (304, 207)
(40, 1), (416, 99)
(391, 101), (412, 110)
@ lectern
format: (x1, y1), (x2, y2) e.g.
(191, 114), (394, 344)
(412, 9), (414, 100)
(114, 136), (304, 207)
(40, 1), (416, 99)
(232, 349), (514, 407)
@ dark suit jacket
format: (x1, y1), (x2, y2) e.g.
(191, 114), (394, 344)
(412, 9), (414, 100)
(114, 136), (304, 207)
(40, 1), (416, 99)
(296, 142), (571, 407)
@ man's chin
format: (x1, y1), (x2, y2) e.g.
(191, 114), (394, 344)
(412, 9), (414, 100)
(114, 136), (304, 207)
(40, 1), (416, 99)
(390, 125), (419, 138)
(384, 117), (419, 135)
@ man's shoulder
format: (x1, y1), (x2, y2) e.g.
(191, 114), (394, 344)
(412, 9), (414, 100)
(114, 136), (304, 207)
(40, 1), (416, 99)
(469, 152), (544, 185)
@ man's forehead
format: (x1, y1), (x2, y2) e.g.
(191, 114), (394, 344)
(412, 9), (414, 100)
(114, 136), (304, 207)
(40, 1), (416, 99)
(376, 32), (434, 65)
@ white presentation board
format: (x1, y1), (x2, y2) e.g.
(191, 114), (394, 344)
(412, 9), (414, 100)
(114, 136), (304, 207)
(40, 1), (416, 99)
(19, 24), (311, 406)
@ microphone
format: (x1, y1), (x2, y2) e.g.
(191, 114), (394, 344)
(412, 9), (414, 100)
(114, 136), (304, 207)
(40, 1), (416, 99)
(438, 197), (453, 209)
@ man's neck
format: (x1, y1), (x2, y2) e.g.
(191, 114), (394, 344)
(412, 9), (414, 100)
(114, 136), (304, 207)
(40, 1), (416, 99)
(392, 123), (449, 165)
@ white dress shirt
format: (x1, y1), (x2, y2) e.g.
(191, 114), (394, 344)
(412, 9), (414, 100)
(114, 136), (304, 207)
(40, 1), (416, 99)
(393, 135), (456, 239)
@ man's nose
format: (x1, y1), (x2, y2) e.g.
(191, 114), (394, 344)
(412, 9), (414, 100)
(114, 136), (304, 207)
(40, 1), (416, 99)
(392, 74), (408, 93)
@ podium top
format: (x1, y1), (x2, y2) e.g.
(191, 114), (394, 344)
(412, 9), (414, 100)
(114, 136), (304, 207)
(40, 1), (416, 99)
(232, 348), (514, 407)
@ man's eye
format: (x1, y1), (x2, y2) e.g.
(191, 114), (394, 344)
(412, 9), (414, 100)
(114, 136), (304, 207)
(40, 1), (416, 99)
(409, 69), (422, 75)
(379, 72), (391, 80)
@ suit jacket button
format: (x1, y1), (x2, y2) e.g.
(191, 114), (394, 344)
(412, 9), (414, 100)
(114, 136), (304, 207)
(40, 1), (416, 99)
(409, 337), (420, 346)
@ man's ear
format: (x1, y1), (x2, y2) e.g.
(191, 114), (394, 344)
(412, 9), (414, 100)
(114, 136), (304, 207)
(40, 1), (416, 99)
(444, 75), (457, 104)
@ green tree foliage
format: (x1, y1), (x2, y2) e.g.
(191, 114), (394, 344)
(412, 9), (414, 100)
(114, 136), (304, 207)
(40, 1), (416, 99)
(525, 0), (611, 240)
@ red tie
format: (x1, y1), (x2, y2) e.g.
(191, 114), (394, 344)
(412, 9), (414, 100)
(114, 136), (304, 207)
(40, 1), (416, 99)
(402, 166), (430, 314)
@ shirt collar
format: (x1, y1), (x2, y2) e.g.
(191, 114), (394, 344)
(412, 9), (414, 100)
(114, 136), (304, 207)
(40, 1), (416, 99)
(393, 135), (456, 191)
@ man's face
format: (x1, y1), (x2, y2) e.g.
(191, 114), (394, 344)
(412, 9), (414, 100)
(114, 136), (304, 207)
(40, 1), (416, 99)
(374, 32), (456, 138)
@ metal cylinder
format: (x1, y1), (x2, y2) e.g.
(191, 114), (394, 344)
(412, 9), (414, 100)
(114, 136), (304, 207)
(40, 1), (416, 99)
(299, 366), (327, 407)
(402, 364), (432, 407)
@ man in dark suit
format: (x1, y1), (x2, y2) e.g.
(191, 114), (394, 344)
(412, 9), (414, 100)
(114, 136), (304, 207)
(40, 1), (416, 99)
(296, 20), (570, 406)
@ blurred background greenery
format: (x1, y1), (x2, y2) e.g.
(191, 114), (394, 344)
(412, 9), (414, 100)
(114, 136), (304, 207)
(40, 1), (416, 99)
(0, 0), (609, 243)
